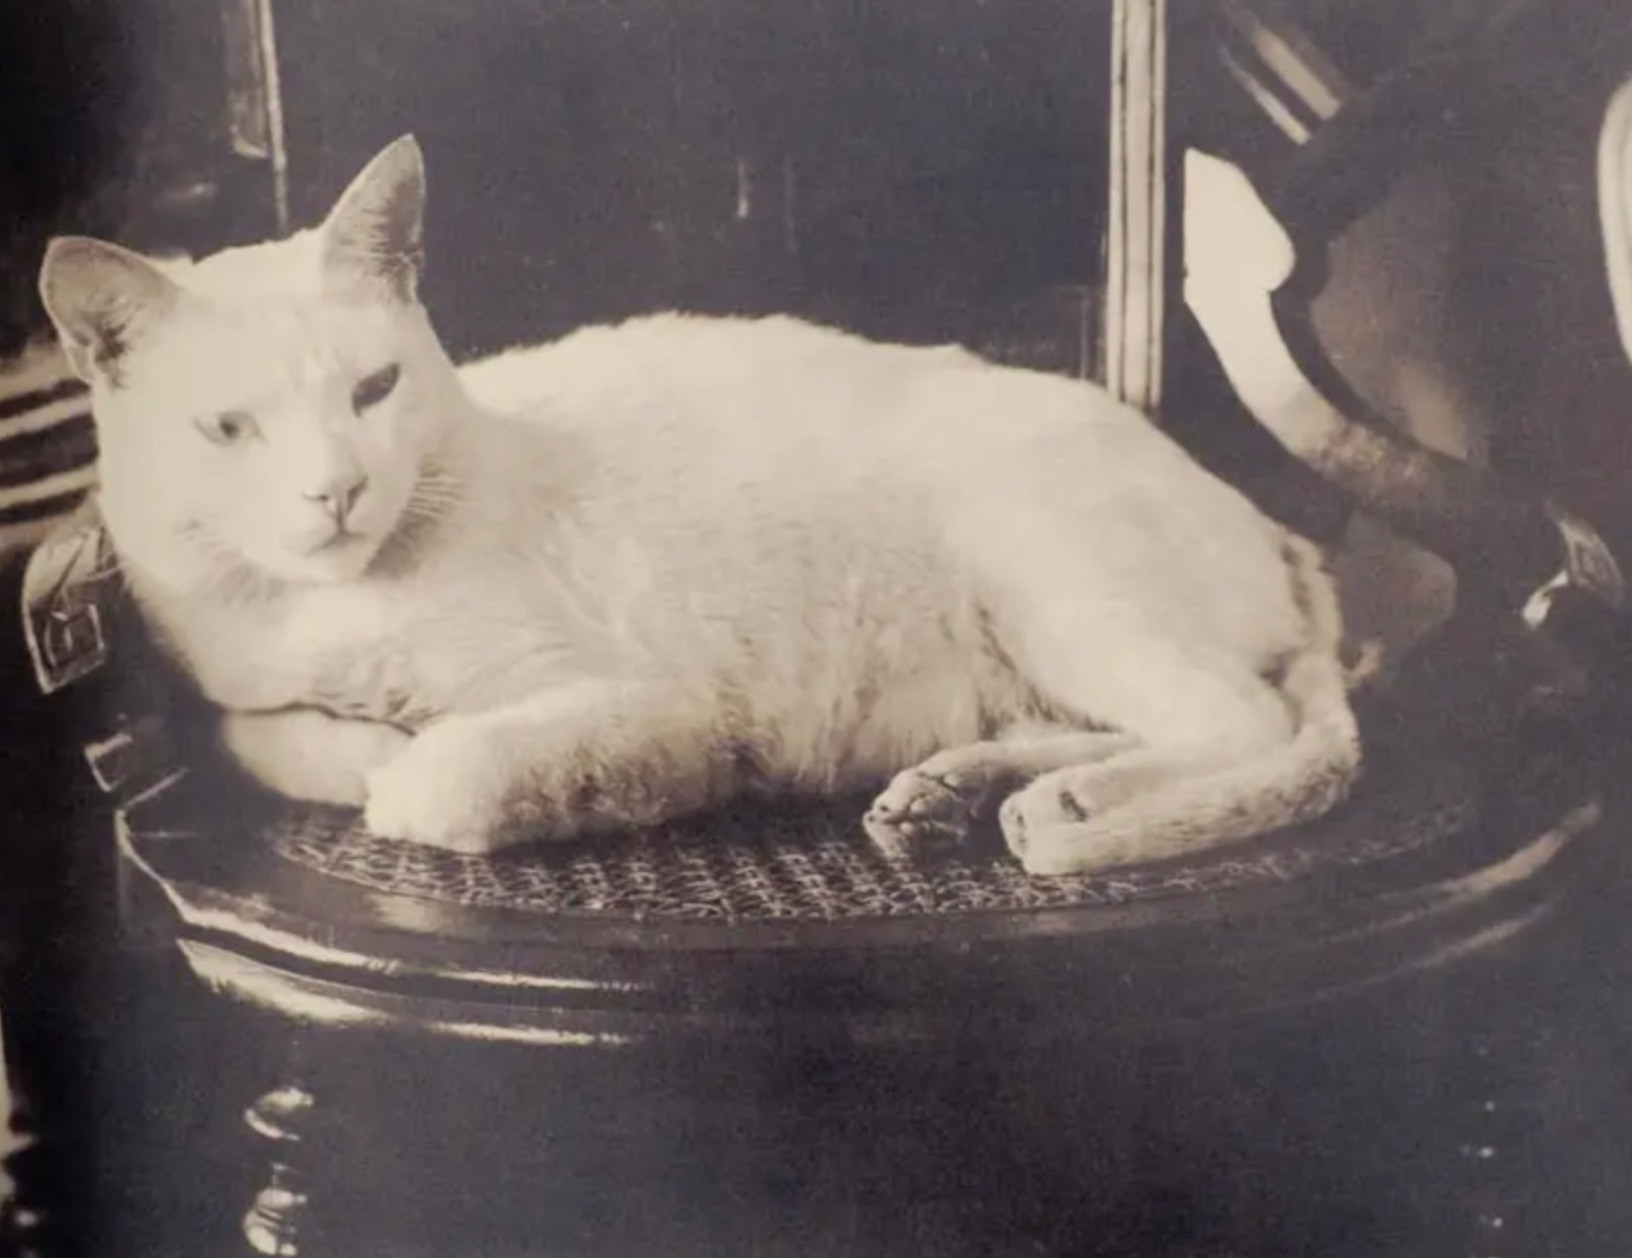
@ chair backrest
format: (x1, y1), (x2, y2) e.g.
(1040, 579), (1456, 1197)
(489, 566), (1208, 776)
(1183, 2), (1629, 687)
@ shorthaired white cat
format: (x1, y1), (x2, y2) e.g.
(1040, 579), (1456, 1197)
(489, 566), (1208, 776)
(36, 136), (1360, 876)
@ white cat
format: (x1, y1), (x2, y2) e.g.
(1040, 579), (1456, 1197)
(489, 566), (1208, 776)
(35, 136), (1360, 876)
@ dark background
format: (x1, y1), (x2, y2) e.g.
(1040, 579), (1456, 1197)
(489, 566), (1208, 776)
(2, 0), (1120, 363)
(0, 0), (1460, 363)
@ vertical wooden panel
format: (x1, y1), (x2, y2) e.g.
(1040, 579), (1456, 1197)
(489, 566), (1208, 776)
(1102, 0), (1169, 411)
(222, 0), (290, 233)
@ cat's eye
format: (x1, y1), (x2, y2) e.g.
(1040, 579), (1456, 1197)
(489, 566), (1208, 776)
(197, 410), (258, 446)
(351, 363), (402, 413)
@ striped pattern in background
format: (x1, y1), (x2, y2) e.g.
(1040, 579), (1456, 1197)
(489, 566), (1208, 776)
(0, 342), (95, 558)
(0, 344), (88, 1219)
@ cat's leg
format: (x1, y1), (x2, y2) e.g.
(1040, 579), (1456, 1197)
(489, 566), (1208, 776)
(362, 679), (732, 852)
(995, 663), (1309, 876)
(219, 708), (412, 807)
(984, 573), (1313, 876)
(863, 728), (1136, 858)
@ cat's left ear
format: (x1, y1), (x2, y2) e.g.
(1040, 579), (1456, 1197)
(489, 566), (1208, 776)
(320, 135), (426, 303)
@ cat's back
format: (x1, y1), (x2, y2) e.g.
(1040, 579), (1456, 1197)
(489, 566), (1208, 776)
(457, 311), (1178, 498)
(459, 312), (989, 458)
(458, 314), (1286, 584)
(395, 314), (1300, 720)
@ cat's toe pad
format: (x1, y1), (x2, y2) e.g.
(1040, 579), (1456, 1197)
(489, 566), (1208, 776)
(863, 765), (987, 858)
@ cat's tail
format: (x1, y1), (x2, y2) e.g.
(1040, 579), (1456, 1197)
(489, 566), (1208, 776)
(1253, 534), (1367, 825)
(1008, 538), (1363, 876)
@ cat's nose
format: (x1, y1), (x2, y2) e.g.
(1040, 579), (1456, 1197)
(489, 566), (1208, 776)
(304, 472), (369, 526)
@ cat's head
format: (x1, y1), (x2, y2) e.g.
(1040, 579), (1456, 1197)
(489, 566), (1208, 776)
(37, 135), (461, 592)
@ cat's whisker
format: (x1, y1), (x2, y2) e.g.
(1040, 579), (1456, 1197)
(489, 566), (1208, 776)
(408, 483), (461, 503)
(177, 521), (280, 604)
(406, 482), (464, 510)
(401, 493), (456, 517)
(401, 487), (464, 520)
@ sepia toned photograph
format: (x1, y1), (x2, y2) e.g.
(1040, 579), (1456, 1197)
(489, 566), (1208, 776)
(5, 0), (1632, 1254)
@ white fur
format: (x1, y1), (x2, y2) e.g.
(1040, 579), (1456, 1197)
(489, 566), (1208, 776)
(38, 137), (1361, 875)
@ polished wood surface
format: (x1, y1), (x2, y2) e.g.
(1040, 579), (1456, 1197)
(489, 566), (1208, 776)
(114, 700), (1611, 1050)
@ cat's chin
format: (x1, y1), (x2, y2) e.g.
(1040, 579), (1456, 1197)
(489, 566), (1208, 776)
(268, 534), (385, 586)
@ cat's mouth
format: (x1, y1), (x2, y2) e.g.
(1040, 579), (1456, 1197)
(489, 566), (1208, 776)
(284, 526), (382, 583)
(306, 527), (371, 556)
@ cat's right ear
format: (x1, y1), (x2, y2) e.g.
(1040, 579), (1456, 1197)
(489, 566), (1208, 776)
(38, 237), (183, 385)
(320, 135), (426, 303)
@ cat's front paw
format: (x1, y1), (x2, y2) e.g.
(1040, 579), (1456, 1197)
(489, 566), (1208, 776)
(221, 709), (411, 807)
(363, 718), (521, 854)
(864, 762), (989, 860)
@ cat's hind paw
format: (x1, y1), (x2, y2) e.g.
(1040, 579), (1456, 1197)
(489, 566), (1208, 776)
(998, 776), (1136, 878)
(998, 769), (1202, 878)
